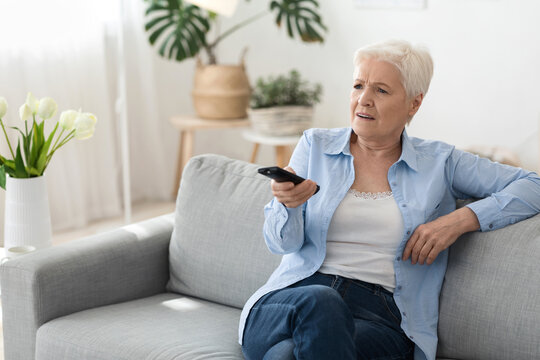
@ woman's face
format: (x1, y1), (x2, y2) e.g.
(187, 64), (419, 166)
(350, 58), (422, 143)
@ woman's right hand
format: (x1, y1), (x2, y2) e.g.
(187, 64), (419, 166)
(271, 167), (318, 208)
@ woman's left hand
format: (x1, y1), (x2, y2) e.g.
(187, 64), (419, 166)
(402, 207), (480, 265)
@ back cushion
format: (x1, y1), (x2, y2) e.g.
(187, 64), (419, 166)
(167, 154), (282, 309)
(438, 214), (540, 359)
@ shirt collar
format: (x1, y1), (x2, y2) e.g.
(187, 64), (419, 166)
(322, 128), (354, 156)
(323, 127), (418, 172)
(398, 129), (418, 172)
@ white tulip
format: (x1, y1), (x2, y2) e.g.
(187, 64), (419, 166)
(25, 92), (39, 114)
(0, 97), (7, 118)
(37, 97), (57, 120)
(59, 110), (78, 131)
(74, 112), (97, 140)
(19, 103), (32, 122)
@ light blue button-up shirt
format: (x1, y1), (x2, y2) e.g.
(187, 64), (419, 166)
(239, 127), (540, 360)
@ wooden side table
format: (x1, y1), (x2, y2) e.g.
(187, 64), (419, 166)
(242, 130), (301, 168)
(170, 115), (250, 197)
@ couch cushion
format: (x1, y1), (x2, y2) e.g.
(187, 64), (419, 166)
(36, 293), (243, 359)
(167, 154), (282, 309)
(437, 214), (540, 359)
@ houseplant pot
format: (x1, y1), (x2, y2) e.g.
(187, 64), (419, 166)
(192, 58), (251, 119)
(248, 106), (313, 136)
(249, 70), (322, 136)
(143, 0), (327, 120)
(4, 175), (52, 250)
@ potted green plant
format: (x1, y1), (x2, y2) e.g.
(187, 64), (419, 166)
(143, 0), (327, 119)
(248, 69), (322, 136)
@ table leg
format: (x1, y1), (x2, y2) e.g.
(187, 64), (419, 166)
(173, 130), (194, 198)
(173, 131), (185, 198)
(250, 143), (260, 163)
(275, 145), (289, 168)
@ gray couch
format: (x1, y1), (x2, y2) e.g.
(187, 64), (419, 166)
(1, 154), (539, 360)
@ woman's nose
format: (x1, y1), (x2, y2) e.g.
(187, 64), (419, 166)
(358, 88), (374, 106)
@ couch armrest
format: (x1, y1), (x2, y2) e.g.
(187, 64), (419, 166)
(1, 213), (174, 360)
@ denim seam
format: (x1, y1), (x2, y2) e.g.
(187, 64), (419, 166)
(351, 280), (378, 295)
(380, 294), (402, 327)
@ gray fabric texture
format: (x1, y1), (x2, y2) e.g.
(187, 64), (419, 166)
(1, 213), (174, 360)
(438, 213), (540, 359)
(35, 293), (243, 360)
(167, 154), (282, 309)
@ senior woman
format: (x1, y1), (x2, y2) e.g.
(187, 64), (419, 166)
(239, 40), (540, 360)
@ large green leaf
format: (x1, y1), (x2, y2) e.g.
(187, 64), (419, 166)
(144, 0), (210, 62)
(269, 0), (326, 43)
(14, 142), (28, 178)
(36, 122), (59, 174)
(0, 165), (5, 190)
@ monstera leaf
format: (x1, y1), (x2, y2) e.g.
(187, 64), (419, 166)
(143, 0), (327, 63)
(144, 0), (211, 62)
(270, 0), (326, 42)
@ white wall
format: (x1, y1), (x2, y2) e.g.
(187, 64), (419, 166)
(152, 0), (540, 172)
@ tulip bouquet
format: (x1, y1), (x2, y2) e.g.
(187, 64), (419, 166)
(0, 93), (97, 189)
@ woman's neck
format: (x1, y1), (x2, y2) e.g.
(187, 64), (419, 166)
(350, 132), (402, 161)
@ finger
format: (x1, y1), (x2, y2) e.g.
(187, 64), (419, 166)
(276, 181), (317, 207)
(284, 166), (296, 174)
(425, 246), (441, 265)
(410, 235), (428, 265)
(402, 232), (419, 261)
(418, 240), (434, 265)
(271, 180), (295, 192)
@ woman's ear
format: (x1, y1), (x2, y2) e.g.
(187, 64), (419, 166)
(408, 93), (424, 117)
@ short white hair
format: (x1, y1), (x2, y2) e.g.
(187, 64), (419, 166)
(353, 40), (434, 99)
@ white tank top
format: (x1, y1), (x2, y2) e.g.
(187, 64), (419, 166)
(318, 189), (404, 292)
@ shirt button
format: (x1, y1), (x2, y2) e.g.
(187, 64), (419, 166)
(489, 224), (494, 229)
(402, 312), (407, 316)
(401, 204), (407, 208)
(396, 256), (401, 261)
(397, 285), (402, 290)
(410, 335), (414, 339)
(406, 230), (411, 235)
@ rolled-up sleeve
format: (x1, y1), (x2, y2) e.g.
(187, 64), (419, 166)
(446, 148), (540, 231)
(262, 131), (313, 254)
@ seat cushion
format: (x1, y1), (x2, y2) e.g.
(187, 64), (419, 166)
(437, 214), (540, 359)
(36, 293), (244, 360)
(167, 154), (282, 309)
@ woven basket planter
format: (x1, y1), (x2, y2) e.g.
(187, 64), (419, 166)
(248, 106), (313, 136)
(192, 61), (251, 120)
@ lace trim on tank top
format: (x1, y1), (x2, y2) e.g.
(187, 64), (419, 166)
(348, 188), (393, 200)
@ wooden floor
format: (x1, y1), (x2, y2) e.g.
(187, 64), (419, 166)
(0, 200), (176, 359)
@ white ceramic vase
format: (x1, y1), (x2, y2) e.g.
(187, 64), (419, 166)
(4, 175), (52, 250)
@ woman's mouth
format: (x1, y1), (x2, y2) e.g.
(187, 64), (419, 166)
(356, 112), (375, 120)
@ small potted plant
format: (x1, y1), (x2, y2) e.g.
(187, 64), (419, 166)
(248, 69), (322, 136)
(143, 0), (327, 120)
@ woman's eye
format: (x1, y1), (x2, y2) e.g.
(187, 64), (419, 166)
(378, 88), (388, 94)
(354, 84), (363, 90)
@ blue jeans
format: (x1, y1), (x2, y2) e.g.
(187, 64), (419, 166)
(242, 272), (414, 360)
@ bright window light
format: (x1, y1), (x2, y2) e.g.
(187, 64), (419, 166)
(0, 0), (118, 53)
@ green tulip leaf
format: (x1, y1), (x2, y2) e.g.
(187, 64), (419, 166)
(14, 142), (28, 178)
(36, 123), (58, 174)
(0, 156), (15, 171)
(269, 0), (326, 43)
(145, 0), (210, 62)
(0, 165), (5, 190)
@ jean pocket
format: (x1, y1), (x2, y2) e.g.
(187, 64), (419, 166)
(380, 293), (402, 326)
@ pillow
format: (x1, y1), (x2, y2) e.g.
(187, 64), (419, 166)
(167, 154), (281, 309)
